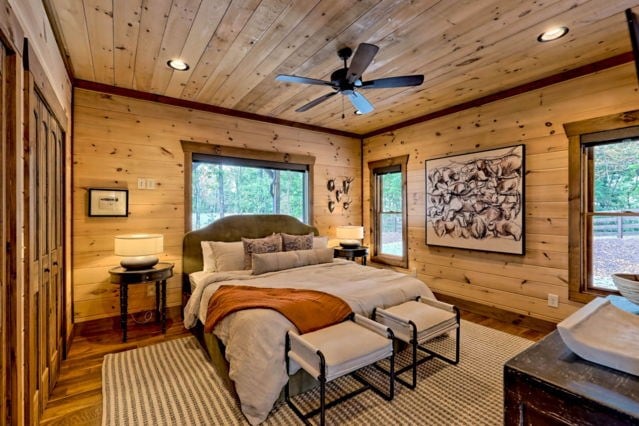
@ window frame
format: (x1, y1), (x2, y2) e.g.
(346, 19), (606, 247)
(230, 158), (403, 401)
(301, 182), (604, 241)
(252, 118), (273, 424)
(565, 111), (639, 303)
(181, 141), (315, 231)
(368, 155), (409, 268)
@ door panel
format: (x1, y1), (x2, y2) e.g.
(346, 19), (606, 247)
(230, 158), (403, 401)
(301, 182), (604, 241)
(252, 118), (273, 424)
(27, 84), (65, 420)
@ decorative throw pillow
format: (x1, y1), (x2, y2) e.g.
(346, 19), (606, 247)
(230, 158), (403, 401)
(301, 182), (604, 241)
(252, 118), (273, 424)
(252, 248), (334, 275)
(281, 232), (314, 251)
(242, 234), (282, 270)
(312, 236), (329, 249)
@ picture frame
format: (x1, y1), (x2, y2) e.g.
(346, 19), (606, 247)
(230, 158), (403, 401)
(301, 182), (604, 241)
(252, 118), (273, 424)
(425, 144), (525, 255)
(88, 188), (129, 217)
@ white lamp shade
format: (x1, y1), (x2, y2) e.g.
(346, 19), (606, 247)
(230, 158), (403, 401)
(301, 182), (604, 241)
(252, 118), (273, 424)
(336, 226), (364, 240)
(336, 226), (364, 248)
(114, 234), (163, 256)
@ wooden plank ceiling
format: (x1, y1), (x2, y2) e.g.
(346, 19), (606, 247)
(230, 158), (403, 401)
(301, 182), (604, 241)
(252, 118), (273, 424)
(44, 0), (639, 135)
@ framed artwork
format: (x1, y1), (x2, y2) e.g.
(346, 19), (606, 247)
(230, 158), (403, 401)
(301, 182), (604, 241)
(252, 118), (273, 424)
(425, 144), (525, 255)
(88, 188), (129, 217)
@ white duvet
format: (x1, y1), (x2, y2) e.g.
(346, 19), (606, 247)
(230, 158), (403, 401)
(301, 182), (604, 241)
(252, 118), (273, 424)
(183, 259), (434, 425)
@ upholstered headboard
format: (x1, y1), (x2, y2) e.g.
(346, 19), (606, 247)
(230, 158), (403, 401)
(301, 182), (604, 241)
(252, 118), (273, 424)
(182, 214), (319, 277)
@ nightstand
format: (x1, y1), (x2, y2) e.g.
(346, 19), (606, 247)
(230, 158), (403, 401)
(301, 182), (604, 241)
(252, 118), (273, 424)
(333, 246), (368, 265)
(109, 262), (174, 342)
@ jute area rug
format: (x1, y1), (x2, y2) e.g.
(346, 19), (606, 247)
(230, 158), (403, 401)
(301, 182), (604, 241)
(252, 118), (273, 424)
(102, 320), (533, 425)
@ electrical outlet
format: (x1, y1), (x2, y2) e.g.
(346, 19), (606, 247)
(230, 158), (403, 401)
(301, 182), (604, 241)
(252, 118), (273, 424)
(547, 293), (559, 308)
(146, 179), (156, 189)
(411, 267), (417, 277)
(137, 178), (146, 189)
(147, 284), (155, 297)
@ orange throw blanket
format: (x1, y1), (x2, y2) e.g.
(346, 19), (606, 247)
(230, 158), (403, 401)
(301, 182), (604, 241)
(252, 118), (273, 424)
(205, 285), (353, 334)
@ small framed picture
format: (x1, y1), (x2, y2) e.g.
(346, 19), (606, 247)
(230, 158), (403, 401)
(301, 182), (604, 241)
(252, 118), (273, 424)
(88, 188), (128, 217)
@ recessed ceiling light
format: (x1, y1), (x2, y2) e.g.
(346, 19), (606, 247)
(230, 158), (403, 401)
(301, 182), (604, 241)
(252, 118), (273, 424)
(167, 59), (189, 71)
(537, 26), (569, 42)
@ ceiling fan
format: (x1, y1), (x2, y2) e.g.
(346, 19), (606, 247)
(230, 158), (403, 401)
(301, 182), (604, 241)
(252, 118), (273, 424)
(276, 43), (424, 114)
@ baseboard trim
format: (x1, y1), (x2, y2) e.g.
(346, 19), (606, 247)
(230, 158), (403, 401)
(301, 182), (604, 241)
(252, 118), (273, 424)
(433, 292), (556, 334)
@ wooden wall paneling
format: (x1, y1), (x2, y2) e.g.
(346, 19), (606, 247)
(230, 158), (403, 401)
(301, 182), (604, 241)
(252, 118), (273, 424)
(363, 64), (639, 323)
(163, 0), (227, 99)
(72, 87), (361, 322)
(148, 0), (201, 94)
(83, 0), (114, 85)
(42, 0), (95, 80)
(210, 1), (320, 108)
(180, 0), (258, 100)
(132, 0), (172, 93)
(112, 0), (143, 88)
(191, 0), (294, 102)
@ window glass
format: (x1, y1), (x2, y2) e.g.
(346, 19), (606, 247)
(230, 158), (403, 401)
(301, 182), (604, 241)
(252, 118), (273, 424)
(191, 158), (308, 229)
(380, 171), (403, 256)
(587, 139), (639, 291)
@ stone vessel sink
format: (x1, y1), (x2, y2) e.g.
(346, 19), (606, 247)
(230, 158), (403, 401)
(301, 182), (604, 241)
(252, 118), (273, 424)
(557, 297), (639, 376)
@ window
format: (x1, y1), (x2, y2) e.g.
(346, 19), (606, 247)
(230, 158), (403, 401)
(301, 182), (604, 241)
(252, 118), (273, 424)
(182, 142), (314, 230)
(369, 155), (408, 268)
(566, 115), (639, 302)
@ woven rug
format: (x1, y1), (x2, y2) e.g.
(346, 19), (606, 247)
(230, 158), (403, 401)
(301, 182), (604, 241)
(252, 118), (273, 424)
(102, 320), (533, 425)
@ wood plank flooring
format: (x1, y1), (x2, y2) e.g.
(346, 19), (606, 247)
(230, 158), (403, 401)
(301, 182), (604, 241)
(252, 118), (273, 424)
(39, 307), (548, 425)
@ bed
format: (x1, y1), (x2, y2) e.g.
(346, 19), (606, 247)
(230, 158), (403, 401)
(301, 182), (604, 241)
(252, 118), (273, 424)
(182, 214), (435, 425)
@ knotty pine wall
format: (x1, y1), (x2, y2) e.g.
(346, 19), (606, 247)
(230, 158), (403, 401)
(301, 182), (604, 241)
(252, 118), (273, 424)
(363, 64), (639, 323)
(72, 88), (361, 322)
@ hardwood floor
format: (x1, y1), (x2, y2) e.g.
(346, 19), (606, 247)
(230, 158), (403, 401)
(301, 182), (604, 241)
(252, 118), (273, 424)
(39, 307), (548, 425)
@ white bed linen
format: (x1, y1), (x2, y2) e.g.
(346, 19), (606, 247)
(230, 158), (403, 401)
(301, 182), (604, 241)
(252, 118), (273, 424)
(184, 259), (434, 425)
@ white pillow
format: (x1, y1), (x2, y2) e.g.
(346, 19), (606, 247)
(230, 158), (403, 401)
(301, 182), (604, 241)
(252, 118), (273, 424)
(313, 236), (329, 249)
(201, 241), (216, 272)
(201, 241), (245, 272)
(252, 248), (334, 275)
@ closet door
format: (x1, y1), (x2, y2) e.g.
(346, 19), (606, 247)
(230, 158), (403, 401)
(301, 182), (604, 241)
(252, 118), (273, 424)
(28, 86), (65, 418)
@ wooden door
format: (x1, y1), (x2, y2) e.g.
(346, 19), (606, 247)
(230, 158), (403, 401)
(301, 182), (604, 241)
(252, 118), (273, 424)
(26, 80), (65, 420)
(0, 38), (7, 425)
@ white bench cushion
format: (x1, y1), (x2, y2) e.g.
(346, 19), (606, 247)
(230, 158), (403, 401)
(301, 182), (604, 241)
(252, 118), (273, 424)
(378, 300), (458, 343)
(289, 320), (392, 382)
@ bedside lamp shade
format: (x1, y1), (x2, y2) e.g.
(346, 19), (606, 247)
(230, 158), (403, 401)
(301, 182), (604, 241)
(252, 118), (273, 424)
(114, 234), (163, 270)
(336, 226), (364, 248)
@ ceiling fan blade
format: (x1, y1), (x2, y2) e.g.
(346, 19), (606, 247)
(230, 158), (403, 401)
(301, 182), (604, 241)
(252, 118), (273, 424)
(295, 92), (338, 112)
(348, 92), (374, 114)
(346, 43), (379, 84)
(360, 75), (424, 89)
(276, 74), (332, 86)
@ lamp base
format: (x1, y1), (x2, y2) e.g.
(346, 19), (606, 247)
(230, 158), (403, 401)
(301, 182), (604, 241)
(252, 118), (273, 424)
(339, 241), (361, 249)
(120, 255), (159, 270)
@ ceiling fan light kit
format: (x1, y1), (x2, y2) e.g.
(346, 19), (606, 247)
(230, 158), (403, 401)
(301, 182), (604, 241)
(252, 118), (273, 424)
(276, 43), (424, 114)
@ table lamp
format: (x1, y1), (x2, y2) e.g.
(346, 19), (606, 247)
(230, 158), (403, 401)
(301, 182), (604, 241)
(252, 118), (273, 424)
(114, 233), (163, 270)
(336, 226), (364, 249)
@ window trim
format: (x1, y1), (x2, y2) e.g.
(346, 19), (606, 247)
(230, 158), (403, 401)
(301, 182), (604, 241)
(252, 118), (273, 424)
(564, 110), (639, 303)
(368, 155), (409, 268)
(181, 141), (315, 231)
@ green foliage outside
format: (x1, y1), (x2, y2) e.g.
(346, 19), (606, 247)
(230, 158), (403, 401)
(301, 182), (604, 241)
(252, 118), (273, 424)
(593, 139), (639, 211)
(192, 162), (306, 229)
(592, 140), (639, 236)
